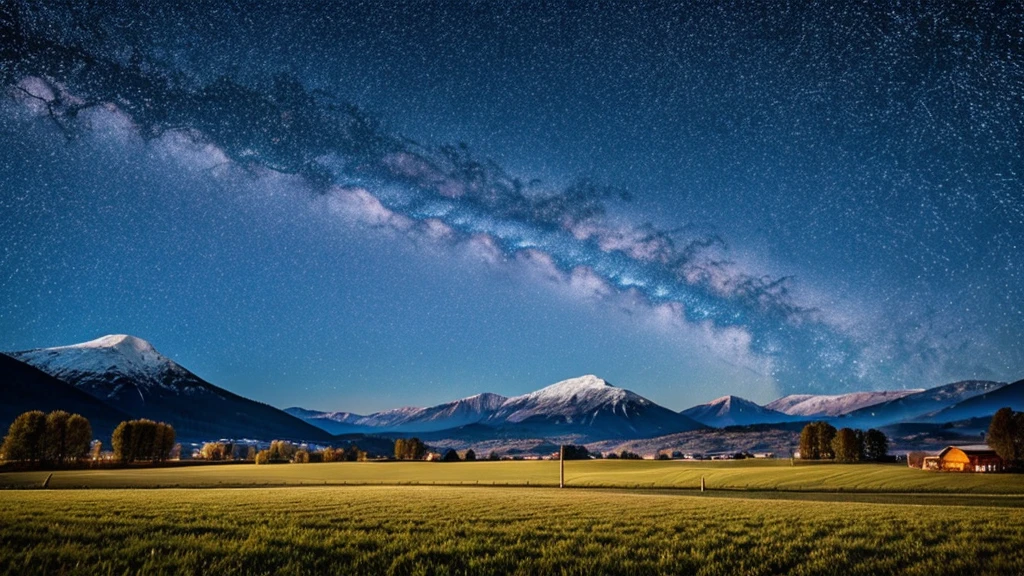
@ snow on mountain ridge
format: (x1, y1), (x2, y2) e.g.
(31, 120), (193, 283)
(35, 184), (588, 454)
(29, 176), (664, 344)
(766, 390), (925, 417)
(11, 334), (187, 386)
(489, 375), (655, 425)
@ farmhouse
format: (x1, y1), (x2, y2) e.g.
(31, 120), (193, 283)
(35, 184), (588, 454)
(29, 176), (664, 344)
(930, 445), (1004, 472)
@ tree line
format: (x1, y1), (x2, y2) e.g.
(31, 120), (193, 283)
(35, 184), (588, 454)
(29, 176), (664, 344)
(799, 422), (889, 462)
(0, 410), (92, 464)
(2, 411), (177, 466)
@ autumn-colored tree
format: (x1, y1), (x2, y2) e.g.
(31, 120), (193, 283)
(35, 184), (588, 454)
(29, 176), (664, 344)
(268, 440), (297, 462)
(254, 449), (271, 465)
(394, 437), (427, 460)
(200, 442), (228, 460)
(293, 449), (310, 463)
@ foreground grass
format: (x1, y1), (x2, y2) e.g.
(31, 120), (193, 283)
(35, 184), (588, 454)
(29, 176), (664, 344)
(2, 460), (1023, 494)
(1, 486), (1022, 575)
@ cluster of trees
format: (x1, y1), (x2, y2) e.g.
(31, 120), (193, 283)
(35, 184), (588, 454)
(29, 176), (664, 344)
(394, 438), (427, 460)
(988, 407), (1024, 468)
(1, 410), (92, 464)
(111, 419), (176, 463)
(799, 422), (888, 462)
(320, 445), (367, 462)
(559, 445), (590, 460)
(199, 442), (256, 461)
(606, 450), (642, 460)
(254, 442), (368, 465)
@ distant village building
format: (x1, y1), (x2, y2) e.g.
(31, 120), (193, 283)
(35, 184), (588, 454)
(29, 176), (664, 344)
(913, 445), (1003, 472)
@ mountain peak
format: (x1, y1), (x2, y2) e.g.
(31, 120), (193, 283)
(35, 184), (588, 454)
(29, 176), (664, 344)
(72, 334), (156, 353)
(709, 395), (744, 406)
(58, 334), (166, 368)
(536, 374), (613, 396)
(681, 394), (791, 427)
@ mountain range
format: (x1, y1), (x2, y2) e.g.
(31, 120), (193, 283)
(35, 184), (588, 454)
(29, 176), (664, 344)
(4, 334), (1021, 453)
(288, 375), (705, 440)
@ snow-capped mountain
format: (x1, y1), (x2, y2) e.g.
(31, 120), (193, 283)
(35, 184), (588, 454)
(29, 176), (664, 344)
(484, 375), (704, 439)
(365, 393), (507, 432)
(680, 395), (793, 427)
(837, 380), (1008, 428)
(292, 375), (703, 440)
(921, 379), (1024, 423)
(0, 353), (133, 439)
(12, 335), (208, 413)
(9, 335), (332, 442)
(289, 393), (508, 434)
(765, 390), (924, 418)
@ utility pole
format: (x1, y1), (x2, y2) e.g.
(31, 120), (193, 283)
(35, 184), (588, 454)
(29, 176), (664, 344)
(560, 445), (565, 488)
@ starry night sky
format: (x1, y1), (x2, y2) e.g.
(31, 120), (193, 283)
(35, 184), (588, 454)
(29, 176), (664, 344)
(1, 2), (1022, 413)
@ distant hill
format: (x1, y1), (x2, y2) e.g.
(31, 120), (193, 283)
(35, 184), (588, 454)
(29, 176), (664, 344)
(765, 390), (923, 418)
(0, 353), (133, 440)
(681, 395), (793, 427)
(288, 393), (508, 434)
(9, 335), (334, 443)
(836, 380), (1007, 428)
(922, 379), (1024, 423)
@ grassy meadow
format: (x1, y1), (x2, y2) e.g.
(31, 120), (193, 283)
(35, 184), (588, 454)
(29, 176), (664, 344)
(2, 486), (1024, 575)
(2, 459), (1023, 494)
(3, 461), (1023, 575)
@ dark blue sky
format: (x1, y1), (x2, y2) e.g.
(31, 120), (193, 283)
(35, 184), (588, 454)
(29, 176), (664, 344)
(1, 1), (1021, 412)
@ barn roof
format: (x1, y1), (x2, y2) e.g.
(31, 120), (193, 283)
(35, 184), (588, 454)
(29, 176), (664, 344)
(938, 445), (1001, 458)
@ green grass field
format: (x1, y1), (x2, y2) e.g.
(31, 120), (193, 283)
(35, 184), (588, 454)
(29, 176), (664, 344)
(2, 459), (1023, 494)
(2, 486), (1023, 575)
(3, 461), (1023, 575)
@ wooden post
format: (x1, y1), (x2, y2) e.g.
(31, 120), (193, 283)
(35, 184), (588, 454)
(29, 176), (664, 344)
(560, 445), (565, 488)
(700, 475), (705, 492)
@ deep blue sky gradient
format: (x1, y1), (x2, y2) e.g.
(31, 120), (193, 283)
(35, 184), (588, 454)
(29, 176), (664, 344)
(1, 2), (1021, 412)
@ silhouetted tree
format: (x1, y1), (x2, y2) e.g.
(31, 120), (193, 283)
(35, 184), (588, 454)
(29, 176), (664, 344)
(988, 407), (1024, 468)
(464, 449), (476, 461)
(442, 449), (461, 462)
(487, 451), (500, 461)
(863, 429), (889, 462)
(561, 445), (590, 460)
